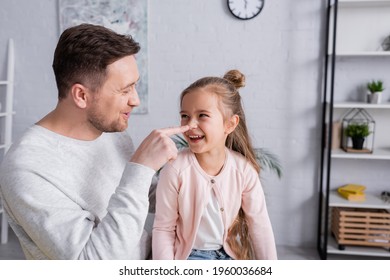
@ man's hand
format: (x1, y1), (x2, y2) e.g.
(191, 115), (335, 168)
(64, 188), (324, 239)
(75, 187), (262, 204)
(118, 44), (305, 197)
(130, 125), (190, 171)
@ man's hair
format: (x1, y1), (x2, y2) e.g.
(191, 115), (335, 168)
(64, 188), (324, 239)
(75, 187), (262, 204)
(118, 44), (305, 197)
(52, 23), (140, 99)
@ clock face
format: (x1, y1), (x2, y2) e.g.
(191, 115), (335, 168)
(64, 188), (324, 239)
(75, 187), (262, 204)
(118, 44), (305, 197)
(227, 0), (265, 20)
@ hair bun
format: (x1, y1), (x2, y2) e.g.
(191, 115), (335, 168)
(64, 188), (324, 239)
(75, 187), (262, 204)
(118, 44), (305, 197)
(223, 69), (245, 90)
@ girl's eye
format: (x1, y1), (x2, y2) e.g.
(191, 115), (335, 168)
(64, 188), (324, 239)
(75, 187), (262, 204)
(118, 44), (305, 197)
(180, 114), (189, 119)
(199, 114), (209, 118)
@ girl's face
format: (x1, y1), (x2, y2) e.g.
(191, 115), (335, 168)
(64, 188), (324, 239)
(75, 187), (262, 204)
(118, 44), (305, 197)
(180, 88), (236, 155)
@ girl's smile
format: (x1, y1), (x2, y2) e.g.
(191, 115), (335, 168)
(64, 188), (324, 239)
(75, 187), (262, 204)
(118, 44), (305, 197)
(186, 133), (205, 143)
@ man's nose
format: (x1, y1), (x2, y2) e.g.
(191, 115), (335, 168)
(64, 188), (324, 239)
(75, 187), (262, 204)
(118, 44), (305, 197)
(128, 89), (140, 107)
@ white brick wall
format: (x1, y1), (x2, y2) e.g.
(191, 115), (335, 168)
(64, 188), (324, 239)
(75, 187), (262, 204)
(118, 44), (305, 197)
(0, 0), (328, 249)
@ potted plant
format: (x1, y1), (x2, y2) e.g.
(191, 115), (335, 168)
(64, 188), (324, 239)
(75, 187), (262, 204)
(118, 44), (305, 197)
(367, 80), (384, 104)
(345, 122), (371, 150)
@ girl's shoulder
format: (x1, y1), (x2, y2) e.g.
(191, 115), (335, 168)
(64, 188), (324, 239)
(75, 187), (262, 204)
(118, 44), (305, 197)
(227, 148), (248, 166)
(167, 148), (193, 171)
(227, 149), (257, 175)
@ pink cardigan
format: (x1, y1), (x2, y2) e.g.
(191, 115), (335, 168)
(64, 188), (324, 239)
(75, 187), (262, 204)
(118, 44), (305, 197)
(152, 148), (277, 260)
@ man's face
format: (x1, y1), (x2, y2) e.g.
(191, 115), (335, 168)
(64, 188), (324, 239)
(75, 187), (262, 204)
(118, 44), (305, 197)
(87, 55), (140, 133)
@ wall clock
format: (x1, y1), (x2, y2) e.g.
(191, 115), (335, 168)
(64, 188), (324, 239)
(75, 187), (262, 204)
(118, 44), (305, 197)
(227, 0), (265, 20)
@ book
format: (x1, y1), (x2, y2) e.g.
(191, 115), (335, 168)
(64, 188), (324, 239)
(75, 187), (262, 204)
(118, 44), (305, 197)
(338, 184), (366, 194)
(338, 191), (366, 201)
(338, 184), (366, 201)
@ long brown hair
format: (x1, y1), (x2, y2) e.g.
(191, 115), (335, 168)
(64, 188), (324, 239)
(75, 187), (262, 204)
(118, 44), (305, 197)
(180, 69), (259, 259)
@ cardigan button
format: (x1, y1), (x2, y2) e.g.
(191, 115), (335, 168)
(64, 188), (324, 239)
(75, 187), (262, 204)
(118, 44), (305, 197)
(220, 208), (224, 212)
(210, 179), (215, 184)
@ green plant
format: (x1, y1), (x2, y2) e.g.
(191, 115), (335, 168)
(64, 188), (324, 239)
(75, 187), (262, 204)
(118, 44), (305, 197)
(367, 80), (384, 94)
(170, 135), (283, 179)
(254, 147), (283, 179)
(345, 123), (371, 138)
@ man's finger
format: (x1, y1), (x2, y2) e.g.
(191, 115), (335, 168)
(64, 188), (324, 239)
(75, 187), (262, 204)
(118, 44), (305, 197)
(160, 125), (190, 136)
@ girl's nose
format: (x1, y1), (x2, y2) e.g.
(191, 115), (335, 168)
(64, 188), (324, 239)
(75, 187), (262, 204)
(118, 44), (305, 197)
(188, 119), (198, 129)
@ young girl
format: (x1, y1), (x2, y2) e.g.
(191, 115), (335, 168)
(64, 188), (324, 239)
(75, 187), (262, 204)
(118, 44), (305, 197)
(152, 70), (277, 260)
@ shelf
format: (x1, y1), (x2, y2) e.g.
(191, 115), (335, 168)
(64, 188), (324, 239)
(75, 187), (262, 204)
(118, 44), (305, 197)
(331, 148), (390, 160)
(327, 236), (390, 258)
(329, 191), (390, 209)
(0, 112), (15, 117)
(329, 51), (390, 56)
(320, 0), (390, 260)
(328, 190), (390, 258)
(328, 1), (390, 55)
(0, 80), (11, 85)
(333, 102), (390, 109)
(332, 0), (390, 8)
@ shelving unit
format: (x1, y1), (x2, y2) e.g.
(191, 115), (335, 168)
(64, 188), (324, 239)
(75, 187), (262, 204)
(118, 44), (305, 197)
(0, 38), (14, 244)
(0, 38), (14, 154)
(318, 0), (390, 259)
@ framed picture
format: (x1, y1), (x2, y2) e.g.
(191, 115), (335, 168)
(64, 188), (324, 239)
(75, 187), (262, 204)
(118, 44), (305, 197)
(58, 0), (148, 114)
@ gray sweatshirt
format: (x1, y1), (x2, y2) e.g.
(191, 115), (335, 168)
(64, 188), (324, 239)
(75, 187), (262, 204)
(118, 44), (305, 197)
(0, 125), (155, 259)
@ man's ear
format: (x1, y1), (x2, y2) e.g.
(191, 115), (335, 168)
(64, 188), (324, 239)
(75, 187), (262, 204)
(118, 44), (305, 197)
(225, 114), (239, 134)
(70, 83), (88, 109)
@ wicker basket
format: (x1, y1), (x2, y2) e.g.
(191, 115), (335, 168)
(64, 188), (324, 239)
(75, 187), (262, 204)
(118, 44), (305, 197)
(331, 207), (390, 250)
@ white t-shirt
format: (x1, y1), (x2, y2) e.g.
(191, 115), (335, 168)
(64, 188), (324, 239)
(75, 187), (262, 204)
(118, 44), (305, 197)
(193, 187), (224, 250)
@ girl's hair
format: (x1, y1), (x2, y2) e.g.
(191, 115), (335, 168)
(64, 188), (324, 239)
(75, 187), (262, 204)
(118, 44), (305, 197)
(180, 69), (259, 259)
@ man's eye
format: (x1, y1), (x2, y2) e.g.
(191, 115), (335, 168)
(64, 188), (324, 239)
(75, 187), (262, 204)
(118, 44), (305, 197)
(122, 84), (137, 95)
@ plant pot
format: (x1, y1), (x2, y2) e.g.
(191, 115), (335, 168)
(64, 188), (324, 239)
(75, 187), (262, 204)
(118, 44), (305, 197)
(351, 136), (365, 150)
(367, 92), (382, 104)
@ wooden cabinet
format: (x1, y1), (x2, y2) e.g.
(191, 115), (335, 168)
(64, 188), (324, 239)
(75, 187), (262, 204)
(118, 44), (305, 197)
(318, 0), (390, 259)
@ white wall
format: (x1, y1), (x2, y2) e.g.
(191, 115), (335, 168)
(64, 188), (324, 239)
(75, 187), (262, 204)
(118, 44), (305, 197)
(0, 0), (326, 248)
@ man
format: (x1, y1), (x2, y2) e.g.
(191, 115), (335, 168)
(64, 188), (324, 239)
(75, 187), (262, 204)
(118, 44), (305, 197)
(0, 24), (188, 259)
